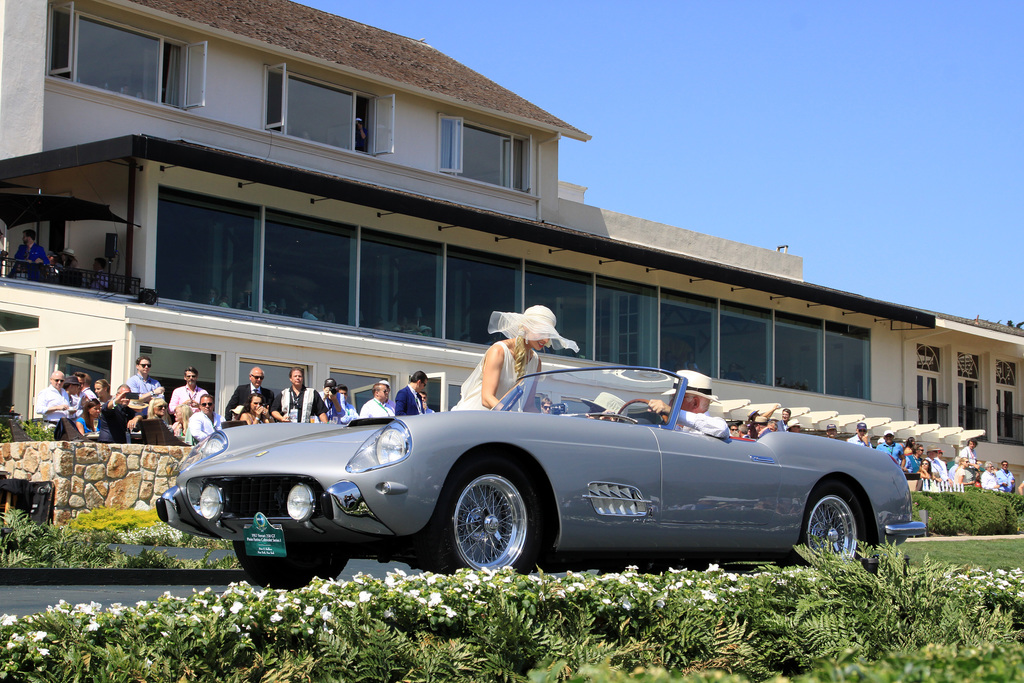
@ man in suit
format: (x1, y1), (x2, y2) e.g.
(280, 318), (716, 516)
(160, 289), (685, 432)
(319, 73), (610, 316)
(395, 371), (428, 416)
(225, 366), (275, 414)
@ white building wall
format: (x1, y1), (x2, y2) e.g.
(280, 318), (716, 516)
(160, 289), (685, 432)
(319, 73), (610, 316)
(0, 0), (47, 159)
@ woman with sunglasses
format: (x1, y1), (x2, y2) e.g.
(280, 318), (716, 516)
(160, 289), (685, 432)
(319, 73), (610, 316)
(239, 393), (272, 425)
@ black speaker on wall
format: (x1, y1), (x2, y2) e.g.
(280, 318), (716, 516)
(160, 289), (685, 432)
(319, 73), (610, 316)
(104, 233), (118, 259)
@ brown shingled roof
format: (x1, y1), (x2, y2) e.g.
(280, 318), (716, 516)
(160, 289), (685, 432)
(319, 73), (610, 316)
(123, 0), (587, 138)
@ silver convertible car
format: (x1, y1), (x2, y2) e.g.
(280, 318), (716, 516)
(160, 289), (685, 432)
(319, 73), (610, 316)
(158, 367), (925, 588)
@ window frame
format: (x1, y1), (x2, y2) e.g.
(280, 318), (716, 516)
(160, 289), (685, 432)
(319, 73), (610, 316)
(438, 115), (530, 191)
(47, 5), (206, 109)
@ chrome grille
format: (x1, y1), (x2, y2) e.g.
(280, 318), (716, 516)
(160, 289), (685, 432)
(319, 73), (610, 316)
(204, 476), (323, 519)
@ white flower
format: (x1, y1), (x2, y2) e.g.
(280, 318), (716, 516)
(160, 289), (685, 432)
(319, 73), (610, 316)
(31, 631), (47, 642)
(359, 591), (372, 603)
(0, 615), (16, 627)
(87, 621), (100, 632)
(211, 605), (224, 616)
(270, 614), (283, 623)
(428, 593), (442, 607)
(37, 648), (49, 656)
(230, 601), (244, 614)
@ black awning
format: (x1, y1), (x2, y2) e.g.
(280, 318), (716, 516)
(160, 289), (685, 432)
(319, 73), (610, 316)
(0, 134), (935, 328)
(0, 192), (128, 231)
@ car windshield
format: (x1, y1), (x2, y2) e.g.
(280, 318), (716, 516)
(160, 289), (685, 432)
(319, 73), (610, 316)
(495, 367), (680, 425)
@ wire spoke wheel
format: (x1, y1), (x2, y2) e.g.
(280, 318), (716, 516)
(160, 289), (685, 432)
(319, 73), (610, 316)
(805, 494), (858, 558)
(452, 474), (528, 569)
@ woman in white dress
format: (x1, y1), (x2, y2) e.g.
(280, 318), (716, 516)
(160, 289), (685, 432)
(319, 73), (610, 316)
(452, 305), (578, 411)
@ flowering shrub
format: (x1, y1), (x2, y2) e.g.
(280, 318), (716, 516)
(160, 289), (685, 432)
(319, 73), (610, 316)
(2, 549), (1023, 681)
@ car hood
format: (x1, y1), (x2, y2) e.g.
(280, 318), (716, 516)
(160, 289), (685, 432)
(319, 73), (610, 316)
(181, 422), (387, 477)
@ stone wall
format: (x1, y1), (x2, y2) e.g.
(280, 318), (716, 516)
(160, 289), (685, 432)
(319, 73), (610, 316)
(1, 441), (189, 524)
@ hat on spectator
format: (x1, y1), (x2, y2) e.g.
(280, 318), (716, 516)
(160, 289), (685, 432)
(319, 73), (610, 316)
(128, 399), (148, 411)
(856, 422), (867, 431)
(378, 379), (391, 388)
(926, 445), (943, 453)
(63, 376), (80, 386)
(62, 248), (75, 256)
(826, 423), (838, 430)
(883, 429), (895, 437)
(324, 378), (337, 389)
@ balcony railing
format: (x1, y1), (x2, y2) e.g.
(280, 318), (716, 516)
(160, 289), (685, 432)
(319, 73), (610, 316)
(958, 405), (989, 435)
(1, 257), (140, 296)
(918, 400), (949, 426)
(997, 412), (1024, 446)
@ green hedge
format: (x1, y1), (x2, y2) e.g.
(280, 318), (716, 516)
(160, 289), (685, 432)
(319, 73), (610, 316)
(530, 643), (1024, 682)
(911, 487), (1018, 535)
(3, 548), (1023, 681)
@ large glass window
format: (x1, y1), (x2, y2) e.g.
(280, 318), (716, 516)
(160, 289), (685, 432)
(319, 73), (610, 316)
(156, 190), (259, 311)
(265, 66), (391, 153)
(660, 290), (715, 374)
(825, 322), (870, 399)
(439, 117), (529, 191)
(595, 277), (657, 366)
(525, 264), (591, 358)
(56, 348), (112, 384)
(264, 212), (355, 324)
(446, 248), (521, 344)
(359, 231), (441, 337)
(0, 311), (39, 333)
(719, 303), (771, 385)
(0, 347), (32, 419)
(775, 313), (823, 393)
(140, 346), (218, 401)
(51, 11), (205, 108)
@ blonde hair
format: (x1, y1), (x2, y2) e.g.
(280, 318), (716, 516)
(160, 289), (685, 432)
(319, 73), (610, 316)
(513, 336), (528, 380)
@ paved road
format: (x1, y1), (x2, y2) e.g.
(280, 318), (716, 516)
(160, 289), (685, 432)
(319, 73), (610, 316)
(0, 559), (416, 618)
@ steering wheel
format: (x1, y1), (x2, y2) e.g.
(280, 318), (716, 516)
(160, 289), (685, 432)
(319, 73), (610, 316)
(618, 398), (668, 425)
(618, 399), (649, 414)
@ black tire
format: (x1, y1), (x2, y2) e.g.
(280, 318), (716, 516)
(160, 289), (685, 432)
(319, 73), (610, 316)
(797, 481), (866, 560)
(416, 455), (543, 573)
(232, 541), (349, 589)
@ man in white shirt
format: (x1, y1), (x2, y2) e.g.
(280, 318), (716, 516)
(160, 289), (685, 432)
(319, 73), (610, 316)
(927, 446), (950, 482)
(188, 395), (223, 441)
(646, 370), (729, 439)
(35, 371), (71, 422)
(359, 381), (396, 418)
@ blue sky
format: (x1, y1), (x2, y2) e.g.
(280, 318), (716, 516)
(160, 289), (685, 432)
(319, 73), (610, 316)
(307, 1), (1022, 324)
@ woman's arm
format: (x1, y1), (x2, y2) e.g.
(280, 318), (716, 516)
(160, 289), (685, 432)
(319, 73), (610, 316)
(75, 419), (86, 436)
(479, 343), (508, 409)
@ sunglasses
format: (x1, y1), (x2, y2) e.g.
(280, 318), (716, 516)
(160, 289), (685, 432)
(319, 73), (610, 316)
(250, 374), (264, 379)
(200, 402), (214, 407)
(139, 363), (151, 368)
(52, 378), (64, 383)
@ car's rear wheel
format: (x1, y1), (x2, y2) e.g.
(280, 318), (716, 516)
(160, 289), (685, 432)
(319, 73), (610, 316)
(799, 482), (865, 560)
(232, 541), (349, 589)
(416, 455), (542, 573)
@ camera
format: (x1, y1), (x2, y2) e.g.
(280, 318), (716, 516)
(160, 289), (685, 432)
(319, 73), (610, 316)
(550, 402), (567, 416)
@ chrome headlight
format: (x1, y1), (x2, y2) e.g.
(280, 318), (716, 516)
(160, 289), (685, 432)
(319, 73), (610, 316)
(287, 483), (315, 522)
(198, 485), (223, 520)
(176, 431), (230, 475)
(346, 422), (412, 473)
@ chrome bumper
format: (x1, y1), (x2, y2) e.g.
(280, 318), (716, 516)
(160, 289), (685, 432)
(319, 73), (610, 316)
(884, 520), (927, 538)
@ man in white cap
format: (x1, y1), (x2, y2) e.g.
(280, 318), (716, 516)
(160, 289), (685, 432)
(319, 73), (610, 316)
(875, 429), (903, 466)
(926, 446), (950, 483)
(646, 370), (729, 439)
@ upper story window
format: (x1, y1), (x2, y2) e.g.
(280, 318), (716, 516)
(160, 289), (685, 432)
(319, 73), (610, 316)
(48, 3), (206, 108)
(265, 64), (394, 154)
(439, 116), (530, 191)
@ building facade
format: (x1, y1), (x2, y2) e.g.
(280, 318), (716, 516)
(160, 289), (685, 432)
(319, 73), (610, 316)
(1, 0), (1022, 470)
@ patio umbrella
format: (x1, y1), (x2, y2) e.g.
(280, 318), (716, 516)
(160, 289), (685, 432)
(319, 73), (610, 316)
(0, 192), (128, 232)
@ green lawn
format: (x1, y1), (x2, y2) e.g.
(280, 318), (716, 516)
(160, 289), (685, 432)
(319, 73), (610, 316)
(900, 537), (1024, 571)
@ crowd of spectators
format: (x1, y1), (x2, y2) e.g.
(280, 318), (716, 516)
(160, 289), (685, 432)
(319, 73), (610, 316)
(29, 358), (434, 446)
(24, 362), (1023, 495)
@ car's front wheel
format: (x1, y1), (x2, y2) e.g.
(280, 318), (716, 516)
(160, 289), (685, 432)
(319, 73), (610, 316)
(232, 541), (349, 589)
(799, 482), (865, 559)
(416, 455), (542, 573)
